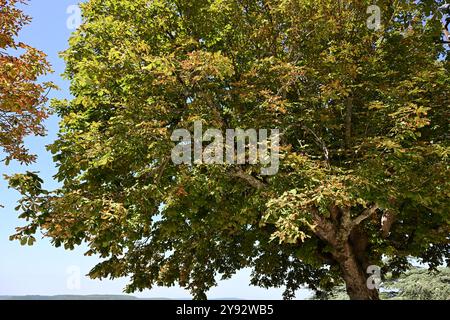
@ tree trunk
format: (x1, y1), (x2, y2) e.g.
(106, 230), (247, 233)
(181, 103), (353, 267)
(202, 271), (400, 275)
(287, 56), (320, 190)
(309, 205), (379, 300)
(334, 242), (379, 300)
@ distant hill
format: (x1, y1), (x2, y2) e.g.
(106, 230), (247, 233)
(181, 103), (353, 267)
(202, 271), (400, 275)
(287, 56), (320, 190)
(0, 295), (171, 300)
(0, 295), (243, 300)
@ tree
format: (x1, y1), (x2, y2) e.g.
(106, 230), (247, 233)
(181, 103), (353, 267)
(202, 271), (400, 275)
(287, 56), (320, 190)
(0, 0), (54, 164)
(7, 0), (449, 300)
(382, 267), (450, 300)
(313, 267), (450, 300)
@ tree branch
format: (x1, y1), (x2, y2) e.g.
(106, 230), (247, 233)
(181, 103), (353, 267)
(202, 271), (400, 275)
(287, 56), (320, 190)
(310, 207), (337, 246)
(345, 96), (353, 153)
(351, 204), (379, 229)
(381, 210), (395, 238)
(231, 168), (266, 190)
(281, 123), (330, 167)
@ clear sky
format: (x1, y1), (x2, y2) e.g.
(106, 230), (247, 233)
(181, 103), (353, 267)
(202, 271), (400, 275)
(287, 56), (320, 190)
(0, 0), (310, 300)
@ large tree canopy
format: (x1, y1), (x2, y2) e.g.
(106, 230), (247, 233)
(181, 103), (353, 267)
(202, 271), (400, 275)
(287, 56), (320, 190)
(0, 0), (53, 164)
(7, 0), (449, 300)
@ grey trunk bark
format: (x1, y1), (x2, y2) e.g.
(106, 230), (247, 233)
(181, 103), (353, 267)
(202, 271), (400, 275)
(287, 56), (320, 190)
(334, 242), (379, 300)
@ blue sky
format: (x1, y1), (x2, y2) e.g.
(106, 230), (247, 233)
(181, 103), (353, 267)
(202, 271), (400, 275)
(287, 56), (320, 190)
(0, 0), (310, 300)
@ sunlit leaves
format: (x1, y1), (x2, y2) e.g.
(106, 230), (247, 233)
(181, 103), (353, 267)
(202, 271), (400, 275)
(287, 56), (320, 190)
(6, 0), (450, 299)
(0, 0), (54, 164)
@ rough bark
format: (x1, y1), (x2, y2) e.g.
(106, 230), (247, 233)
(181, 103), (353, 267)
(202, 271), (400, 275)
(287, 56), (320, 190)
(381, 210), (395, 238)
(333, 241), (380, 300)
(310, 205), (380, 300)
